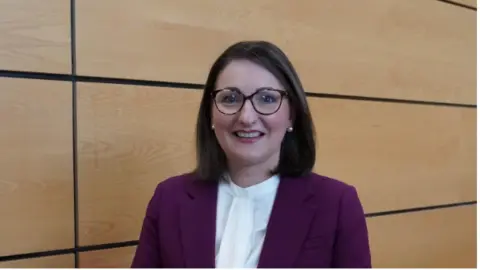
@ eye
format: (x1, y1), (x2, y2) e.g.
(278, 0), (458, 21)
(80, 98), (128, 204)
(218, 91), (241, 104)
(261, 94), (277, 103)
(256, 91), (280, 104)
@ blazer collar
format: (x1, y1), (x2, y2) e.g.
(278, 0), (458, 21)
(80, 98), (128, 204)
(180, 173), (316, 268)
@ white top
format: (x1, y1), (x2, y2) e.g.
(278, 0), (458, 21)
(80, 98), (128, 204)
(214, 174), (280, 268)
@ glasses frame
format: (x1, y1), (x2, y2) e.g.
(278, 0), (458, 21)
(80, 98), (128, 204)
(211, 87), (289, 116)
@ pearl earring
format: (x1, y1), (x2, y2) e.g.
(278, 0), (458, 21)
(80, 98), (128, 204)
(287, 127), (293, 132)
(211, 124), (215, 130)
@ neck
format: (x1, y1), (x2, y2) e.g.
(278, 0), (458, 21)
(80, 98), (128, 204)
(227, 156), (279, 188)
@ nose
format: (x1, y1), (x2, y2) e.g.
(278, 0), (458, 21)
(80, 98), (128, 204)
(237, 100), (258, 126)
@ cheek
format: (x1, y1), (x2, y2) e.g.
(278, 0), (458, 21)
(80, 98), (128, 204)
(211, 109), (233, 131)
(264, 118), (289, 134)
(263, 107), (291, 132)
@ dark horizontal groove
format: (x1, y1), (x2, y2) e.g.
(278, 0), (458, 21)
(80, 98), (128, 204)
(0, 248), (75, 262)
(0, 70), (204, 89)
(306, 92), (476, 108)
(0, 240), (139, 263)
(366, 200), (477, 218)
(77, 240), (139, 253)
(0, 201), (475, 262)
(0, 70), (72, 81)
(434, 0), (476, 11)
(0, 69), (476, 108)
(77, 75), (204, 89)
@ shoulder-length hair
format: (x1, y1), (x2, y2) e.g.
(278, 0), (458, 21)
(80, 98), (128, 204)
(193, 40), (316, 181)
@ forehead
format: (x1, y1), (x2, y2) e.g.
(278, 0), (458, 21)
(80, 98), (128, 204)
(215, 59), (284, 94)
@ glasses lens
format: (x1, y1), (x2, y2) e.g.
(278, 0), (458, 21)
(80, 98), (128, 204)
(253, 89), (283, 114)
(214, 89), (244, 114)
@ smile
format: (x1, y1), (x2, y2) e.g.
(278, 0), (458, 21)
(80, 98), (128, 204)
(234, 131), (264, 138)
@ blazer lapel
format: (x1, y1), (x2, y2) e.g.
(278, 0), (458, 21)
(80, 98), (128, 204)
(257, 175), (316, 268)
(180, 177), (218, 268)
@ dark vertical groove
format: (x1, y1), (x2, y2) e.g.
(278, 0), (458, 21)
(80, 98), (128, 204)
(70, 0), (79, 268)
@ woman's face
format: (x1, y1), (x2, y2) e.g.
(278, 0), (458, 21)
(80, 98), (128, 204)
(211, 59), (292, 169)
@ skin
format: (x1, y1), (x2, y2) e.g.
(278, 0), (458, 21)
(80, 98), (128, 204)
(211, 59), (293, 187)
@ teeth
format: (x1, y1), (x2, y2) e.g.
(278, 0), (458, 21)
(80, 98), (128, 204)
(235, 131), (261, 138)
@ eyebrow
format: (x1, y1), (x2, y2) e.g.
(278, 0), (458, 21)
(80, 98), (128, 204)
(216, 86), (285, 92)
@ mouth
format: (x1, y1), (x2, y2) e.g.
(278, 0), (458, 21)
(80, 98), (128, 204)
(232, 130), (265, 142)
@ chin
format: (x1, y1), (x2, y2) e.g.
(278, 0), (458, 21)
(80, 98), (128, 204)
(228, 151), (271, 166)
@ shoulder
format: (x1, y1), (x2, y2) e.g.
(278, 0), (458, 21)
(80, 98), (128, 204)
(155, 172), (197, 192)
(305, 172), (358, 196)
(301, 172), (365, 213)
(147, 172), (198, 206)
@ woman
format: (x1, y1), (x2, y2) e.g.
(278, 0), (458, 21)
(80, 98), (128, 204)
(131, 41), (371, 268)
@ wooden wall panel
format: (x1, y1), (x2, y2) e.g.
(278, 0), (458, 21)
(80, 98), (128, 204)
(1, 0), (476, 268)
(312, 98), (476, 213)
(368, 205), (477, 268)
(77, 83), (201, 245)
(76, 0), (476, 104)
(0, 78), (74, 256)
(0, 254), (74, 268)
(79, 247), (136, 268)
(0, 0), (71, 73)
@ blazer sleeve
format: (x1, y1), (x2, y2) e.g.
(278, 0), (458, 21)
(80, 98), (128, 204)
(131, 185), (163, 268)
(331, 185), (372, 268)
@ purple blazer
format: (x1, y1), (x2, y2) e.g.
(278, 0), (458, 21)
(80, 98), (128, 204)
(131, 172), (371, 268)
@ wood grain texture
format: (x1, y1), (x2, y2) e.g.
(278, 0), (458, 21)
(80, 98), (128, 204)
(312, 98), (476, 213)
(0, 78), (74, 256)
(368, 205), (477, 268)
(79, 247), (136, 268)
(0, 0), (71, 73)
(76, 0), (476, 104)
(77, 83), (201, 245)
(0, 254), (74, 268)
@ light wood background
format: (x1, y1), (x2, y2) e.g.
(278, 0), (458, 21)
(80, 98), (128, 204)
(0, 0), (476, 268)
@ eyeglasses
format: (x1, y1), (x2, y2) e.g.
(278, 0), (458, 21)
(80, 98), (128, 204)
(211, 87), (288, 115)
